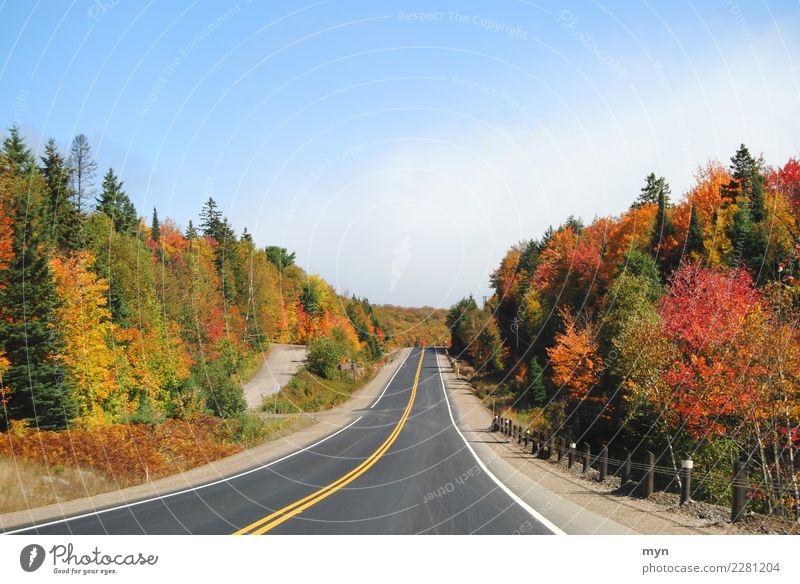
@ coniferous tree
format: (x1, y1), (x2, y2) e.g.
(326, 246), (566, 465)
(685, 200), (704, 259)
(150, 207), (160, 243)
(527, 355), (547, 406)
(2, 125), (35, 176)
(724, 144), (766, 222)
(634, 172), (671, 208)
(649, 175), (676, 270)
(67, 134), (97, 213)
(96, 168), (137, 234)
(39, 139), (82, 250)
(1, 183), (77, 430)
(265, 246), (296, 272)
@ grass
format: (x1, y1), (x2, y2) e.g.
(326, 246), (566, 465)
(0, 456), (116, 514)
(261, 367), (376, 414)
(0, 412), (304, 515)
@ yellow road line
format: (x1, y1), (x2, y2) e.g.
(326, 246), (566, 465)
(234, 348), (425, 535)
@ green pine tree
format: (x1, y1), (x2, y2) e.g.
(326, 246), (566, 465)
(728, 144), (766, 223)
(1, 181), (77, 430)
(634, 172), (670, 208)
(150, 206), (160, 243)
(685, 200), (704, 259)
(96, 168), (137, 234)
(39, 139), (82, 250)
(649, 176), (676, 270)
(527, 356), (547, 406)
(2, 125), (35, 176)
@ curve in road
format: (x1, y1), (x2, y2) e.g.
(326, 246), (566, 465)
(5, 348), (560, 535)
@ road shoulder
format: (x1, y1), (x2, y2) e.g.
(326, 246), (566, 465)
(0, 348), (411, 532)
(438, 351), (636, 535)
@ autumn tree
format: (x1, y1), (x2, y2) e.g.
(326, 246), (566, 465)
(547, 309), (604, 405)
(51, 251), (117, 425)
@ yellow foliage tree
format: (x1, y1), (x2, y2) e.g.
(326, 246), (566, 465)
(50, 252), (118, 425)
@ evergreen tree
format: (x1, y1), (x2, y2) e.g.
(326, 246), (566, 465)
(185, 220), (197, 252)
(265, 245), (296, 272)
(2, 125), (35, 176)
(200, 197), (223, 240)
(650, 175), (676, 270)
(67, 134), (97, 213)
(725, 144), (766, 223)
(527, 355), (547, 406)
(96, 168), (137, 233)
(685, 200), (704, 259)
(39, 139), (82, 250)
(634, 172), (671, 208)
(150, 207), (160, 243)
(1, 184), (77, 430)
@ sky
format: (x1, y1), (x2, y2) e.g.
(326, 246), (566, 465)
(1, 0), (799, 308)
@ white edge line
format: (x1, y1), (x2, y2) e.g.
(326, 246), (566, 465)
(435, 351), (567, 536)
(369, 347), (412, 408)
(2, 415), (364, 534)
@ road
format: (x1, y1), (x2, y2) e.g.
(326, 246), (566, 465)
(6, 348), (557, 535)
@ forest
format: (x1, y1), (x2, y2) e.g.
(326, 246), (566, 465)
(0, 125), (390, 438)
(448, 145), (800, 516)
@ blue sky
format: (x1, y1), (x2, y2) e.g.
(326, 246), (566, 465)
(2, 1), (799, 307)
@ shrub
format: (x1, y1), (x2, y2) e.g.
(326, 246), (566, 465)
(197, 361), (246, 418)
(307, 336), (344, 380)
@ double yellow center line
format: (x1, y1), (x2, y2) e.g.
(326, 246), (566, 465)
(234, 348), (425, 535)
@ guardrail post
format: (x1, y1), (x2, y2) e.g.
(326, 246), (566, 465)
(582, 443), (591, 473)
(621, 449), (631, 486)
(680, 457), (693, 505)
(731, 459), (748, 523)
(568, 441), (576, 469)
(523, 430), (529, 448)
(532, 432), (539, 456)
(643, 451), (655, 498)
(518, 426), (523, 445)
(600, 444), (608, 482)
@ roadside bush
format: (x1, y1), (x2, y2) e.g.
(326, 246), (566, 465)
(196, 361), (246, 418)
(307, 336), (344, 380)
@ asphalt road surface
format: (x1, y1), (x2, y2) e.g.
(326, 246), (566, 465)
(6, 348), (557, 535)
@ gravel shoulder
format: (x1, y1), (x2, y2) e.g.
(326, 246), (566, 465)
(442, 353), (799, 535)
(0, 348), (410, 532)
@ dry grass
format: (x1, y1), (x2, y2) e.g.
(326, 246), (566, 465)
(0, 456), (116, 514)
(0, 413), (304, 515)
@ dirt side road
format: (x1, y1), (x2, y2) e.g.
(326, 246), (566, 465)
(242, 343), (308, 408)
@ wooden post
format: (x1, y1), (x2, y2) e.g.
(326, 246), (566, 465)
(582, 443), (591, 474)
(680, 458), (693, 505)
(524, 430), (529, 448)
(621, 449), (631, 486)
(731, 459), (747, 523)
(568, 441), (576, 469)
(643, 451), (655, 498)
(599, 444), (608, 482)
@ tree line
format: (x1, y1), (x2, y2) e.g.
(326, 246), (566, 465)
(0, 125), (388, 431)
(449, 145), (800, 515)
